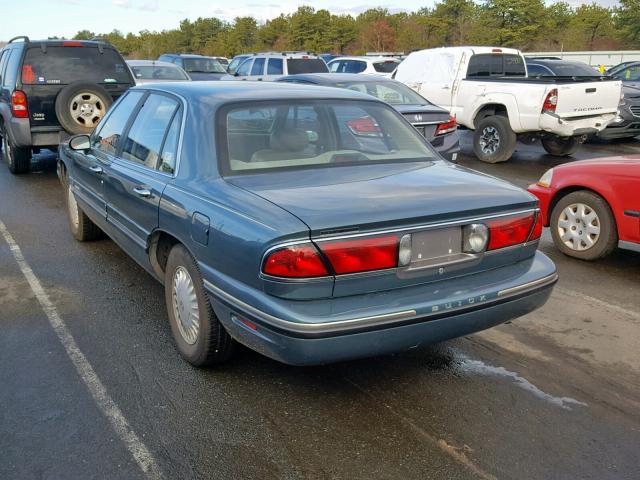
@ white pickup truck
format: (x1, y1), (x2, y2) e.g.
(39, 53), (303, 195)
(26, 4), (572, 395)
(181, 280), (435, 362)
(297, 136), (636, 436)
(393, 47), (622, 162)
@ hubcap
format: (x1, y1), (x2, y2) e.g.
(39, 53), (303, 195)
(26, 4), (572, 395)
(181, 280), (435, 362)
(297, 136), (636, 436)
(479, 126), (500, 155)
(69, 93), (105, 128)
(67, 186), (80, 228)
(172, 266), (200, 345)
(557, 203), (601, 251)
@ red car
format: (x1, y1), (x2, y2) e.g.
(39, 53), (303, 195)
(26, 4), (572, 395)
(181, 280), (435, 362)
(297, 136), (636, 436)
(528, 155), (640, 260)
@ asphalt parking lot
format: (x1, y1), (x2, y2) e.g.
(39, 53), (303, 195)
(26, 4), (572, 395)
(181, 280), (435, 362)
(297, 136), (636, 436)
(1, 135), (639, 480)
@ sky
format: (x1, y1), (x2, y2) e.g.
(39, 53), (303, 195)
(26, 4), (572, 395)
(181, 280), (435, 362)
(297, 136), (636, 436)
(3, 0), (620, 41)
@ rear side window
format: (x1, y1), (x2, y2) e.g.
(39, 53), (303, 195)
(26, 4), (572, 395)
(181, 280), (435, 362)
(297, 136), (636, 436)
(616, 65), (640, 81)
(267, 58), (283, 75)
(251, 57), (265, 76)
(373, 61), (400, 73)
(527, 64), (552, 76)
(467, 54), (526, 78)
(344, 61), (366, 74)
(3, 50), (21, 88)
(92, 91), (144, 156)
(121, 94), (180, 168)
(159, 111), (181, 174)
(286, 59), (328, 74)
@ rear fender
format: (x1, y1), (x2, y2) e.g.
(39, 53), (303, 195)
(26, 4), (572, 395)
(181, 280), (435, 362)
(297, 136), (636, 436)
(470, 95), (522, 131)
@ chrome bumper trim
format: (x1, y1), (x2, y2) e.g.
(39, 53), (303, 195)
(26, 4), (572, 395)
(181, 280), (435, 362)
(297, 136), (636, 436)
(204, 271), (557, 336)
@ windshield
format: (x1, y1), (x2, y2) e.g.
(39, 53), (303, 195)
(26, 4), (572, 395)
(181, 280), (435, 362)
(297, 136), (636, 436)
(182, 58), (226, 74)
(228, 56), (249, 74)
(337, 81), (428, 105)
(544, 63), (600, 77)
(130, 65), (189, 80)
(373, 60), (400, 73)
(22, 46), (131, 84)
(286, 58), (329, 74)
(222, 100), (436, 174)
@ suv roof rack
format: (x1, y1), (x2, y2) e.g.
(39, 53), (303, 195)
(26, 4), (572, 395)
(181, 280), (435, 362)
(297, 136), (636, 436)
(9, 36), (30, 44)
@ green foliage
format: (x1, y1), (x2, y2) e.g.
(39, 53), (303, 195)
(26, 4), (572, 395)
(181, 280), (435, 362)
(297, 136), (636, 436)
(65, 1), (636, 60)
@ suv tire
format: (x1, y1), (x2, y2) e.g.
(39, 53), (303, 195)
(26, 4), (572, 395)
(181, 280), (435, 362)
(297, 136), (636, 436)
(2, 125), (31, 174)
(473, 116), (517, 163)
(541, 135), (580, 156)
(55, 82), (113, 135)
(165, 244), (235, 367)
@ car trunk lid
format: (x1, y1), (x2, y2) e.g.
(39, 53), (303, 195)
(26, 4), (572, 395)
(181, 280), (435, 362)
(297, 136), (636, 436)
(553, 79), (622, 119)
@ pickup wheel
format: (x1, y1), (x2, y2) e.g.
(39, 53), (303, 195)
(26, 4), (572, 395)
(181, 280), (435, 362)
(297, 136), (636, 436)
(165, 244), (234, 367)
(65, 178), (101, 241)
(550, 191), (617, 260)
(2, 125), (31, 174)
(542, 136), (580, 156)
(473, 116), (516, 163)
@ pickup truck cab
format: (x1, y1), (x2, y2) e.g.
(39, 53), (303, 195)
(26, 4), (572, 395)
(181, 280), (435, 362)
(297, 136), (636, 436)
(394, 47), (622, 163)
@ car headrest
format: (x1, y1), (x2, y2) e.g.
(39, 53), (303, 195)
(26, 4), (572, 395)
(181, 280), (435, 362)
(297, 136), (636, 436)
(270, 128), (309, 152)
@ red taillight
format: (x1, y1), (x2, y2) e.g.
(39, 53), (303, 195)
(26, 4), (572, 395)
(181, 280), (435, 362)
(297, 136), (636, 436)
(529, 212), (543, 241)
(11, 90), (29, 118)
(262, 244), (328, 278)
(63, 41), (83, 47)
(435, 116), (457, 136)
(346, 117), (382, 137)
(542, 88), (558, 113)
(319, 235), (399, 274)
(486, 213), (536, 251)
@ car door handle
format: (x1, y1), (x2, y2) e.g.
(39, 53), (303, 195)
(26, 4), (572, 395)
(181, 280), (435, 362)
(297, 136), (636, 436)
(133, 186), (152, 198)
(89, 165), (103, 174)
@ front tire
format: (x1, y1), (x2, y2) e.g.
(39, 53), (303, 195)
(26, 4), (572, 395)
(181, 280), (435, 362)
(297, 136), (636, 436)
(550, 190), (617, 260)
(472, 116), (517, 163)
(2, 126), (31, 174)
(541, 135), (580, 156)
(164, 244), (234, 367)
(65, 178), (101, 241)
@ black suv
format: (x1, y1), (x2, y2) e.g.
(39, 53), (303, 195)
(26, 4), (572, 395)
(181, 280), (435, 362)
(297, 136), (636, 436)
(0, 37), (135, 173)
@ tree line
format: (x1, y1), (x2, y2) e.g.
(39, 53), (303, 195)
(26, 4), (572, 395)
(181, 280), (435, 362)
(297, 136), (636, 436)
(67, 0), (640, 59)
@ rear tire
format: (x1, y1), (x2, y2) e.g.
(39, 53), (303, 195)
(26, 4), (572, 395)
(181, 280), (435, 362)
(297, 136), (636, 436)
(65, 177), (101, 241)
(165, 244), (234, 367)
(472, 116), (517, 163)
(550, 190), (617, 260)
(2, 125), (31, 174)
(541, 135), (580, 156)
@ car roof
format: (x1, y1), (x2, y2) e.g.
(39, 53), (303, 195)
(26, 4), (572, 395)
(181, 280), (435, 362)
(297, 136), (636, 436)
(278, 73), (400, 85)
(127, 60), (179, 67)
(133, 81), (381, 104)
(329, 56), (400, 63)
(5, 39), (115, 49)
(526, 58), (592, 67)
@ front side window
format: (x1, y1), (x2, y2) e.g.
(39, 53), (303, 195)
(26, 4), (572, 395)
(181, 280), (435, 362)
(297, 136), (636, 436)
(267, 58), (283, 75)
(328, 60), (341, 73)
(92, 91), (144, 156)
(222, 100), (435, 174)
(616, 65), (640, 81)
(121, 94), (179, 168)
(251, 57), (265, 76)
(235, 58), (253, 77)
(344, 61), (366, 74)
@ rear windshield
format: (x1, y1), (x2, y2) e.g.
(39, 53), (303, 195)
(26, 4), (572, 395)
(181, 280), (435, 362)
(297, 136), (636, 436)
(531, 63), (600, 77)
(130, 65), (189, 80)
(182, 58), (226, 74)
(221, 100), (435, 174)
(22, 46), (130, 85)
(467, 54), (526, 78)
(373, 60), (400, 73)
(337, 81), (428, 105)
(286, 58), (329, 74)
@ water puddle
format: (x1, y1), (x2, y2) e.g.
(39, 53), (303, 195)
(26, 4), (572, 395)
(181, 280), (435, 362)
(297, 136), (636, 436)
(457, 355), (587, 411)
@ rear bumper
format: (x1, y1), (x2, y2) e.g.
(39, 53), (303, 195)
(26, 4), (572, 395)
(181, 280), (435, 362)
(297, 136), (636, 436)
(5, 118), (68, 149)
(539, 112), (617, 137)
(205, 251), (557, 365)
(433, 132), (461, 161)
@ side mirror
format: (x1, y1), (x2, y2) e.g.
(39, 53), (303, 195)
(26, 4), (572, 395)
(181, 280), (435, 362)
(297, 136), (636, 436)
(69, 134), (91, 151)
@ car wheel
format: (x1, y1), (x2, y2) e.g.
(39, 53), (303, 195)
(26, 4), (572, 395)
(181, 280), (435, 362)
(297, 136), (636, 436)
(472, 116), (517, 163)
(55, 82), (113, 135)
(2, 125), (31, 174)
(541, 135), (580, 156)
(65, 177), (101, 241)
(164, 244), (234, 367)
(550, 191), (617, 260)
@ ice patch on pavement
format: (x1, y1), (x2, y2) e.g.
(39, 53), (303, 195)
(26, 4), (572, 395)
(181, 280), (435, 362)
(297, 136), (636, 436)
(458, 355), (587, 411)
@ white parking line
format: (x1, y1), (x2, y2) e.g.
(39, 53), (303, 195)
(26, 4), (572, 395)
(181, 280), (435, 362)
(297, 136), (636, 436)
(0, 220), (163, 480)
